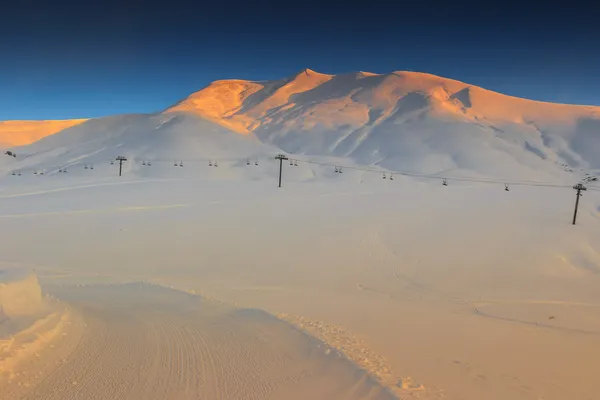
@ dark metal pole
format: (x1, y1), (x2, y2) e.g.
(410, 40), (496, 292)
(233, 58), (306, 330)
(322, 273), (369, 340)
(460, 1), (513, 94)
(116, 156), (127, 177)
(572, 183), (587, 225)
(278, 158), (283, 187)
(275, 154), (288, 188)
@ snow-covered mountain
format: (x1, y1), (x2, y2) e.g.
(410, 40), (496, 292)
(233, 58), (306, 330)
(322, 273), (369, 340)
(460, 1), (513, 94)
(166, 69), (600, 178)
(2, 69), (600, 180)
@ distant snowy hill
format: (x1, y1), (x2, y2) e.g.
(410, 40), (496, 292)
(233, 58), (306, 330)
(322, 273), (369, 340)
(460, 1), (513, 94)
(0, 119), (88, 147)
(0, 113), (278, 177)
(2, 69), (599, 180)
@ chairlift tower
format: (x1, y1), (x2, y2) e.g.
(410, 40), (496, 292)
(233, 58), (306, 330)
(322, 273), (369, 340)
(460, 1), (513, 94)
(275, 154), (289, 188)
(572, 183), (587, 225)
(116, 156), (127, 177)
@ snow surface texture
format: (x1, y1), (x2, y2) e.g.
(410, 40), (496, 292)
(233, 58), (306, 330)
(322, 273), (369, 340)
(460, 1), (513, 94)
(2, 282), (393, 400)
(0, 178), (598, 400)
(1, 69), (599, 182)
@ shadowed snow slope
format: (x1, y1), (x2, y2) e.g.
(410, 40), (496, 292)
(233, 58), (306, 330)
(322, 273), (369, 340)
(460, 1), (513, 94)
(0, 113), (279, 177)
(2, 69), (600, 180)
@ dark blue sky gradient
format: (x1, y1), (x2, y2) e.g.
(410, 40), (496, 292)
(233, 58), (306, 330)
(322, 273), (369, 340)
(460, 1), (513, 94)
(1, 0), (599, 119)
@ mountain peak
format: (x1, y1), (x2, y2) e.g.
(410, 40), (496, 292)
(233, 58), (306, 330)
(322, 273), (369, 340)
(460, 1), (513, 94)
(357, 71), (379, 77)
(295, 68), (331, 79)
(300, 68), (316, 75)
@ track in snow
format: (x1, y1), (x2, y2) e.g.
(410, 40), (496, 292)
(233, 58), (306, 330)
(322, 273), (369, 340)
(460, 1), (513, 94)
(14, 283), (394, 400)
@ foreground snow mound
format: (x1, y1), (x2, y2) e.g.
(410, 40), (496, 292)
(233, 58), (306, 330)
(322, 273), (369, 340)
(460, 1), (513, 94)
(0, 270), (43, 318)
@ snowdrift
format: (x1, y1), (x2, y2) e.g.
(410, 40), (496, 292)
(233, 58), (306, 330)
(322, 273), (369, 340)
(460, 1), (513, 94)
(0, 270), (43, 318)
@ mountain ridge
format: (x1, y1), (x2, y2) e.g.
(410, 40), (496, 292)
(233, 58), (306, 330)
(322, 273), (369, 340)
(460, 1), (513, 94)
(171, 69), (600, 115)
(165, 69), (600, 138)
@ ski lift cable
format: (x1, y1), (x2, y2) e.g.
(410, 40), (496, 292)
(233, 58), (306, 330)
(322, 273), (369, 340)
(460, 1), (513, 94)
(291, 157), (574, 189)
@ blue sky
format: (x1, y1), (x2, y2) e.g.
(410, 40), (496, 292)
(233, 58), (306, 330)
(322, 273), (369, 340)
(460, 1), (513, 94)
(1, 0), (599, 120)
